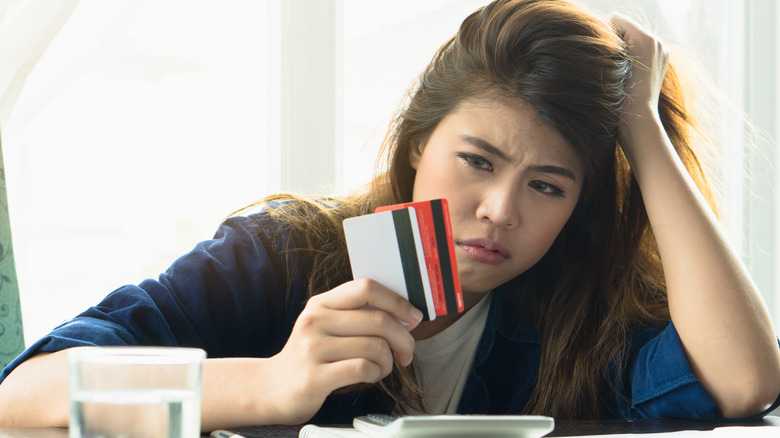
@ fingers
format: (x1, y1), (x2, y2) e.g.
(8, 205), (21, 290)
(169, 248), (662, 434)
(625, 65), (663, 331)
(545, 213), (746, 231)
(607, 12), (669, 66)
(297, 301), (416, 366)
(326, 309), (416, 363)
(319, 358), (390, 387)
(607, 12), (660, 48)
(607, 12), (641, 40)
(301, 279), (422, 367)
(316, 336), (396, 374)
(291, 277), (421, 368)
(268, 280), (422, 421)
(606, 11), (670, 119)
(606, 13), (672, 156)
(311, 278), (425, 328)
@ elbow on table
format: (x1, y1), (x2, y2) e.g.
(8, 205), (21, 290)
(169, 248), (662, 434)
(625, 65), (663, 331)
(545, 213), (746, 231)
(717, 372), (780, 419)
(0, 356), (70, 428)
(0, 385), (11, 427)
(0, 381), (28, 427)
(0, 381), (69, 427)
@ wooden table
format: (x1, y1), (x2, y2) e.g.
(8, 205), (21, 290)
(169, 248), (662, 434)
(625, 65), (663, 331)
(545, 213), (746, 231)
(1, 416), (777, 437)
(226, 416), (780, 437)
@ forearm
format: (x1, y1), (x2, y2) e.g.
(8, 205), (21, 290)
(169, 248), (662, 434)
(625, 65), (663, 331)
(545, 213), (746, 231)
(0, 353), (304, 430)
(0, 351), (70, 427)
(201, 357), (291, 431)
(622, 119), (780, 417)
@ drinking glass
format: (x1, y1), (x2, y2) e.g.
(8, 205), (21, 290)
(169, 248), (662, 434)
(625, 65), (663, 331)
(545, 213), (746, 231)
(68, 346), (205, 438)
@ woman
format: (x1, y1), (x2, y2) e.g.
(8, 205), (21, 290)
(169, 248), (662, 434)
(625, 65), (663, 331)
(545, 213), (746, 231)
(1, 0), (779, 430)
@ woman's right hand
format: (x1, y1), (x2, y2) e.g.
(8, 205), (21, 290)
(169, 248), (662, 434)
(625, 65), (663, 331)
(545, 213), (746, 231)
(261, 278), (423, 424)
(0, 280), (423, 431)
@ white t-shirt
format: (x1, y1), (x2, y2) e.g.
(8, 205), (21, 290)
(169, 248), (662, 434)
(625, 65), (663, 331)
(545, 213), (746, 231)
(399, 291), (494, 415)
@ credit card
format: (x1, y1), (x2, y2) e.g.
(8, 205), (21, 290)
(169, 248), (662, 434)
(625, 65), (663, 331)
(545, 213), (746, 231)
(344, 199), (463, 320)
(343, 207), (436, 320)
(376, 199), (463, 315)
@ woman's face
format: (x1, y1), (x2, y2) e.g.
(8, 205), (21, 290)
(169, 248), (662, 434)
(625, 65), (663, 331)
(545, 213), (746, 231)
(409, 98), (584, 302)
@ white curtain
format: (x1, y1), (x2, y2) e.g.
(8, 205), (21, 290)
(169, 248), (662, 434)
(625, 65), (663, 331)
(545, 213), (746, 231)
(1, 0), (151, 138)
(1, 0), (777, 346)
(4, 0), (269, 343)
(0, 0), (79, 364)
(0, 0), (80, 129)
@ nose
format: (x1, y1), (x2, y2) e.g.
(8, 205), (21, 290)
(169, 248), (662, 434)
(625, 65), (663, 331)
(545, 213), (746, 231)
(476, 184), (521, 229)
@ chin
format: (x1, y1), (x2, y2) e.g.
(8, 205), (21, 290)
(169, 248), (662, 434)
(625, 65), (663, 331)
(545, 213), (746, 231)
(460, 277), (506, 295)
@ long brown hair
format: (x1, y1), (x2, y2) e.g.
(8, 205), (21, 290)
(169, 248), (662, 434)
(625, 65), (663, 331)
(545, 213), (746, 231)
(249, 0), (718, 420)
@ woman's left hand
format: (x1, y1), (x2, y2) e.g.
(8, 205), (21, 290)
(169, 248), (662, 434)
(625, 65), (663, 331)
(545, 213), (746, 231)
(608, 13), (670, 155)
(607, 12), (780, 418)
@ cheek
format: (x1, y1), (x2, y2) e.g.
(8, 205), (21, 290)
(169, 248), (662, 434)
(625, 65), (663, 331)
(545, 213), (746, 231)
(524, 204), (577, 252)
(412, 158), (460, 201)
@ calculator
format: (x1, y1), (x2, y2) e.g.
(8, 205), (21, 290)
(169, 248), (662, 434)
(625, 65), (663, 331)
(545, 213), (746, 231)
(353, 414), (554, 437)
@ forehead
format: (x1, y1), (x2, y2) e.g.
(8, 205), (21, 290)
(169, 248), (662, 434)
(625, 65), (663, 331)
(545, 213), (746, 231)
(442, 98), (583, 172)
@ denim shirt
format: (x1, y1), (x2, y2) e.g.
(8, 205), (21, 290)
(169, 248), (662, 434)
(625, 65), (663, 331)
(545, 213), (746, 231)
(2, 211), (779, 423)
(310, 286), (780, 423)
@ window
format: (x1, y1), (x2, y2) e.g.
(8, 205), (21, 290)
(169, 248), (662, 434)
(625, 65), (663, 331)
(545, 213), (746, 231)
(339, 0), (780, 333)
(4, 0), (269, 342)
(5, 0), (778, 343)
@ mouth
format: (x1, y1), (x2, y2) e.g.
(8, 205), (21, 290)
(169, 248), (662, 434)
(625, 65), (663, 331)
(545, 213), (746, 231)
(457, 238), (510, 265)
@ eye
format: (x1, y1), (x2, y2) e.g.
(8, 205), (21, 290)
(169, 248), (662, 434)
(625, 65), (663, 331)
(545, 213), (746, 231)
(530, 180), (565, 198)
(457, 152), (493, 172)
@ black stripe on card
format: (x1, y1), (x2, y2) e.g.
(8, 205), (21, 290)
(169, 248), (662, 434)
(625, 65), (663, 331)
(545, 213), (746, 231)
(431, 199), (457, 314)
(392, 209), (428, 320)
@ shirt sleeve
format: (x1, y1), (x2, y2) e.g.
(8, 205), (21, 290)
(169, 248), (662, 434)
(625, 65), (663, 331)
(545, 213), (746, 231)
(619, 321), (780, 420)
(0, 212), (305, 384)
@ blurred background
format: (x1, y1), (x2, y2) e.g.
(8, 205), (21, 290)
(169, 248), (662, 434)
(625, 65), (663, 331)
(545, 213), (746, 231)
(1, 0), (777, 345)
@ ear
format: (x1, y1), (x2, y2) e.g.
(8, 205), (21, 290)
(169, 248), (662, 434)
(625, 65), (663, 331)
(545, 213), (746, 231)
(408, 142), (423, 170)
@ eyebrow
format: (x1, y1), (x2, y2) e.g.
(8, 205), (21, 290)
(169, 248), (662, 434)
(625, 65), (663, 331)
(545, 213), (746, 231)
(460, 135), (577, 181)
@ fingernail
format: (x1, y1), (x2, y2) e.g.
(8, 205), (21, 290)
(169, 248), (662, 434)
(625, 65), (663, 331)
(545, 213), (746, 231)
(410, 307), (424, 322)
(395, 352), (414, 367)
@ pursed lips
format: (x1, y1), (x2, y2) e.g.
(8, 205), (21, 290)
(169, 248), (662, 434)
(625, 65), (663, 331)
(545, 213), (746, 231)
(457, 237), (510, 265)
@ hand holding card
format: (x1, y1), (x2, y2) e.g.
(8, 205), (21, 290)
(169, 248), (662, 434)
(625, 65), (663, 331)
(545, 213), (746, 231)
(343, 199), (464, 321)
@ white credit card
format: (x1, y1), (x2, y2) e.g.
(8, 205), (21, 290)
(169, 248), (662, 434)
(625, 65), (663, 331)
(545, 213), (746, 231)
(343, 207), (436, 320)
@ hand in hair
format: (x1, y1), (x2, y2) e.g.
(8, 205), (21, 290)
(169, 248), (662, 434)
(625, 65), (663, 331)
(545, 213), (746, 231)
(608, 12), (670, 154)
(608, 12), (780, 418)
(256, 279), (422, 424)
